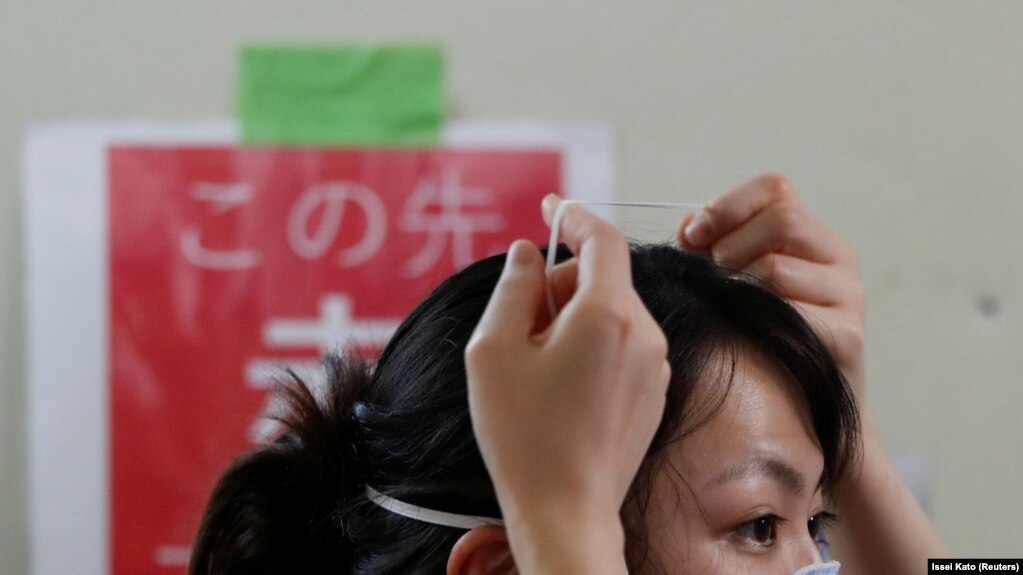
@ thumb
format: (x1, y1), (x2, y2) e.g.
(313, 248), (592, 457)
(475, 240), (547, 340)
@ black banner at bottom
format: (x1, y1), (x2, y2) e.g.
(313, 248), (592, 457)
(929, 559), (1021, 573)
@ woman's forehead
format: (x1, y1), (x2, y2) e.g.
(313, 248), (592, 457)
(676, 349), (825, 487)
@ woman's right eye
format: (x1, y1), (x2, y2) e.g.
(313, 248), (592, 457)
(735, 514), (783, 547)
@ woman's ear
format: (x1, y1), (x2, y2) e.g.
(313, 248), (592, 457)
(446, 525), (516, 575)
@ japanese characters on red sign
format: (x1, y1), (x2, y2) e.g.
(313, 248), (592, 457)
(108, 147), (560, 573)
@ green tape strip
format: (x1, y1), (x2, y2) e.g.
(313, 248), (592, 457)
(239, 44), (445, 146)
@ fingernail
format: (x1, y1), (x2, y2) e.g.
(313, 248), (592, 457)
(507, 239), (532, 267)
(541, 194), (562, 221)
(684, 211), (709, 246)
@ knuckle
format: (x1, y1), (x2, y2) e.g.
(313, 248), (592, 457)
(769, 206), (809, 253)
(847, 280), (863, 302)
(836, 321), (865, 353)
(774, 202), (805, 231)
(843, 240), (861, 270)
(464, 333), (502, 366)
(637, 314), (668, 353)
(575, 299), (634, 343)
(758, 172), (795, 202)
(848, 329), (865, 355)
(602, 305), (634, 338)
(849, 282), (866, 308)
(651, 330), (669, 359)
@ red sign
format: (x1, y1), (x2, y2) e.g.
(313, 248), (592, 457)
(108, 147), (560, 573)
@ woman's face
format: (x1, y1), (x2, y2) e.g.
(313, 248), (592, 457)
(641, 349), (831, 574)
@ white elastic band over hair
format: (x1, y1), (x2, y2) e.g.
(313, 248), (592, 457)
(365, 485), (505, 530)
(545, 199), (703, 319)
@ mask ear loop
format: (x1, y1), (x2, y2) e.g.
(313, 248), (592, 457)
(544, 200), (703, 319)
(544, 199), (575, 319)
(365, 485), (504, 529)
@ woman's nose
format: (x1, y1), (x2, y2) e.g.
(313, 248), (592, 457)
(781, 533), (824, 573)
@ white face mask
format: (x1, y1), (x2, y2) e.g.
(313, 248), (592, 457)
(792, 561), (841, 575)
(365, 486), (841, 575)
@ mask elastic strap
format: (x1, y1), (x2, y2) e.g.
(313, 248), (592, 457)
(545, 199), (702, 319)
(365, 485), (505, 530)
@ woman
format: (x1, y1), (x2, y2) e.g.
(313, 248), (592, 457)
(190, 175), (946, 574)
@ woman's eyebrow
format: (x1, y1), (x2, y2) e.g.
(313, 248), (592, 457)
(710, 457), (822, 495)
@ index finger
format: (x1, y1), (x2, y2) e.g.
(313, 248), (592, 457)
(472, 240), (547, 342)
(680, 173), (799, 249)
(542, 196), (631, 296)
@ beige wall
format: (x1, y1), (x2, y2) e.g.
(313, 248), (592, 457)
(4, 2), (1022, 572)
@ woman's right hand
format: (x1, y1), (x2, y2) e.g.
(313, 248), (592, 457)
(465, 196), (670, 574)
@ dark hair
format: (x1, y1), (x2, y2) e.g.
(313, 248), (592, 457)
(189, 244), (859, 575)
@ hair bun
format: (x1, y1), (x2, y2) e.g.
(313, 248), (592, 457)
(189, 353), (373, 575)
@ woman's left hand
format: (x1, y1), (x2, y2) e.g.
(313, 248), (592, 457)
(677, 173), (866, 398)
(679, 174), (948, 573)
